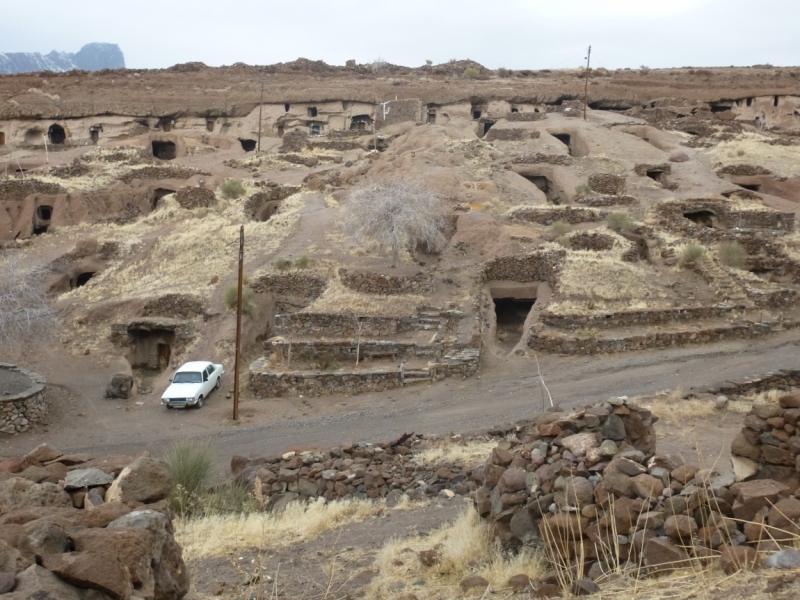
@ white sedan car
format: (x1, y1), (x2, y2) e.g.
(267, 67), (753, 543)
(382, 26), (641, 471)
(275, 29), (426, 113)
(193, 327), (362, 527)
(161, 361), (225, 409)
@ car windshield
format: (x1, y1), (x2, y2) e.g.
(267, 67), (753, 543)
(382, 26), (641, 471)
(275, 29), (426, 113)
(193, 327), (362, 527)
(172, 372), (202, 384)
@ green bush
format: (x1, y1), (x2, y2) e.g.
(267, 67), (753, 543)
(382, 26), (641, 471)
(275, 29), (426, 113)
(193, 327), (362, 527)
(557, 235), (571, 248)
(219, 178), (246, 200)
(679, 242), (705, 267)
(718, 241), (746, 269)
(496, 67), (510, 78)
(575, 183), (592, 195)
(273, 256), (291, 271)
(425, 59), (433, 66)
(202, 483), (258, 516)
(164, 439), (213, 514)
(463, 67), (480, 79)
(223, 283), (256, 317)
(550, 221), (572, 236)
(606, 212), (635, 232)
(295, 254), (312, 269)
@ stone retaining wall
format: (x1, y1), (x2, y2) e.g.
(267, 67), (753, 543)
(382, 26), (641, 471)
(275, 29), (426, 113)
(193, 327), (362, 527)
(251, 273), (328, 298)
(588, 174), (627, 195)
(249, 347), (479, 397)
(576, 194), (639, 207)
(530, 320), (793, 354)
(510, 153), (573, 166)
(338, 269), (433, 295)
(634, 163), (672, 177)
(482, 250), (566, 285)
(508, 206), (602, 225)
(274, 309), (465, 337)
(142, 294), (207, 318)
(540, 305), (746, 330)
(655, 198), (795, 233)
(485, 128), (532, 142)
(566, 232), (616, 252)
(701, 369), (800, 397)
(506, 112), (548, 122)
(265, 339), (423, 362)
(0, 365), (47, 434)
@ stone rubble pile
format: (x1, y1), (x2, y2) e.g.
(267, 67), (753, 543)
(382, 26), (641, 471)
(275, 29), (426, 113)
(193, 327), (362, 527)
(0, 443), (188, 599)
(473, 396), (800, 582)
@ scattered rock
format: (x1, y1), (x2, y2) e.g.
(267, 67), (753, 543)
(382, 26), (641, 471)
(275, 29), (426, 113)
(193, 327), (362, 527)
(460, 575), (490, 592)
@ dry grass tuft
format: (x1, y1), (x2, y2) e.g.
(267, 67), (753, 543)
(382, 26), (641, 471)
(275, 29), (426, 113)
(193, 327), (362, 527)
(304, 279), (426, 317)
(177, 497), (382, 560)
(412, 439), (495, 468)
(727, 389), (783, 414)
(643, 389), (716, 425)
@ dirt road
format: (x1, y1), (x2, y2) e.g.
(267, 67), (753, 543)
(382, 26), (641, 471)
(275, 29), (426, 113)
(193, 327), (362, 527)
(5, 330), (799, 475)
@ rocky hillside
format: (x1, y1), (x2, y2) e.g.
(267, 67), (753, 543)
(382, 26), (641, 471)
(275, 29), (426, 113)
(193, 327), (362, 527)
(0, 43), (124, 74)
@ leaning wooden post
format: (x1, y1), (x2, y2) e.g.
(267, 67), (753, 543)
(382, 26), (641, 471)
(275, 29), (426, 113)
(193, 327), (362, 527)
(233, 225), (244, 420)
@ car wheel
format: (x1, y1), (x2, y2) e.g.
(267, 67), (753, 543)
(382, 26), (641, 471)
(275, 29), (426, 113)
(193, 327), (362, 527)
(196, 396), (204, 409)
(165, 404), (173, 409)
(214, 377), (221, 391)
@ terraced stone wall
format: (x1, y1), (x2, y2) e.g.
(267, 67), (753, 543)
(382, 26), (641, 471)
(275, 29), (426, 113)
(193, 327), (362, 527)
(0, 364), (47, 434)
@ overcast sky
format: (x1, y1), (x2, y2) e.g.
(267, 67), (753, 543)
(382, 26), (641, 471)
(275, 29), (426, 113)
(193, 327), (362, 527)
(2, 0), (798, 70)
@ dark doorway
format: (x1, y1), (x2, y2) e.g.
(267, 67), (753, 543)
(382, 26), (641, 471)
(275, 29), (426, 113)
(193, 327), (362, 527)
(0, 132), (5, 146)
(48, 124), (66, 144)
(36, 206), (52, 221)
(308, 107), (318, 117)
(739, 183), (761, 192)
(427, 110), (436, 124)
(473, 110), (482, 120)
(206, 120), (215, 132)
(646, 170), (667, 187)
(129, 328), (175, 372)
(284, 103), (290, 112)
(746, 98), (753, 107)
(33, 224), (49, 235)
(522, 175), (560, 204)
(151, 188), (174, 209)
(311, 124), (321, 136)
(277, 125), (285, 137)
(240, 139), (257, 152)
(350, 115), (373, 131)
(482, 121), (496, 136)
(90, 129), (99, 144)
(159, 119), (172, 132)
(552, 133), (572, 155)
(494, 298), (535, 339)
(151, 141), (176, 160)
(684, 210), (716, 228)
(74, 272), (95, 288)
(774, 96), (780, 107)
(511, 107), (519, 113)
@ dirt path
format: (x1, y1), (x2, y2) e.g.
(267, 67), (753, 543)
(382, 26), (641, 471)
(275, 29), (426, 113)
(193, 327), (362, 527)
(5, 329), (799, 475)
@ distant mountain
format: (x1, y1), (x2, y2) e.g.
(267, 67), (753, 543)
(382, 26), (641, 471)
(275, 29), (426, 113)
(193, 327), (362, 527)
(0, 43), (125, 74)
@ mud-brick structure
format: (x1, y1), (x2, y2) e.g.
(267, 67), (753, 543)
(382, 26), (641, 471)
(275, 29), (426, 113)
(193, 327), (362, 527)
(0, 364), (47, 434)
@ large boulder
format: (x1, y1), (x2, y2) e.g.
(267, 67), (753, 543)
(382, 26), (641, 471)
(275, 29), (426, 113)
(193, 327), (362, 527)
(105, 457), (171, 504)
(7, 564), (84, 600)
(63, 468), (114, 490)
(42, 551), (132, 600)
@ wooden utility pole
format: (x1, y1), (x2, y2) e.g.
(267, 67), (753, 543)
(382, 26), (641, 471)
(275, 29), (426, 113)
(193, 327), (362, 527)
(257, 81), (264, 152)
(233, 225), (244, 420)
(583, 46), (592, 121)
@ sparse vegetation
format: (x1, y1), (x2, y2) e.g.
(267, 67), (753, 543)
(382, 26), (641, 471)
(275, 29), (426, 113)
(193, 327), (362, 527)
(370, 57), (388, 73)
(576, 183), (592, 194)
(273, 256), (291, 271)
(679, 242), (706, 267)
(219, 178), (246, 199)
(223, 281), (256, 317)
(718, 241), (747, 269)
(164, 439), (214, 514)
(0, 257), (58, 346)
(550, 220), (572, 236)
(605, 211), (636, 232)
(496, 67), (510, 78)
(463, 67), (480, 79)
(294, 254), (312, 269)
(341, 176), (448, 268)
(425, 59), (433, 66)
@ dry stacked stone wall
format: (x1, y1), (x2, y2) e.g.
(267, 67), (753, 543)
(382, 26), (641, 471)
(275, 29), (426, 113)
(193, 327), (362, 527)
(338, 269), (433, 295)
(174, 186), (216, 209)
(588, 174), (627, 195)
(506, 112), (548, 122)
(0, 364), (47, 434)
(577, 194), (638, 207)
(482, 250), (566, 285)
(280, 130), (308, 152)
(274, 309), (465, 337)
(244, 185), (301, 219)
(142, 294), (207, 318)
(0, 443), (189, 599)
(508, 207), (602, 225)
(655, 199), (795, 234)
(540, 305), (747, 330)
(510, 154), (573, 166)
(251, 273), (327, 299)
(634, 163), (672, 177)
(485, 129), (533, 142)
(566, 232), (616, 252)
(717, 164), (773, 176)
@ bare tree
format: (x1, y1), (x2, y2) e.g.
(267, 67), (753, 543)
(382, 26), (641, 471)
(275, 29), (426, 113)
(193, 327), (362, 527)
(341, 177), (448, 268)
(0, 257), (57, 346)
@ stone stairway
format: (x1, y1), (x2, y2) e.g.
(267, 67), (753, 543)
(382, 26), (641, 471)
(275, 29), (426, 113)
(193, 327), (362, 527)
(696, 255), (754, 307)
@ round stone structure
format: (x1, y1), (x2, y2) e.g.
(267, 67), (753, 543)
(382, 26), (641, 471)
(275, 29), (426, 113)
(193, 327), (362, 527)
(0, 363), (47, 434)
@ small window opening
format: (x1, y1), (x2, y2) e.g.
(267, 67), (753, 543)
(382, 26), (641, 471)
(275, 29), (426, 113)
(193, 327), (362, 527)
(551, 133), (572, 155)
(427, 110), (436, 124)
(350, 115), (373, 131)
(511, 107), (519, 113)
(239, 139), (257, 152)
(534, 108), (540, 113)
(311, 124), (321, 136)
(746, 98), (753, 107)
(473, 110), (482, 120)
(89, 128), (100, 144)
(158, 119), (173, 132)
(0, 132), (5, 146)
(308, 107), (318, 117)
(48, 124), (66, 144)
(739, 183), (761, 192)
(37, 206), (52, 221)
(522, 175), (560, 204)
(284, 103), (290, 112)
(74, 272), (95, 288)
(683, 210), (716, 228)
(151, 188), (173, 209)
(774, 96), (779, 107)
(710, 105), (731, 113)
(277, 125), (285, 137)
(151, 141), (177, 160)
(481, 121), (496, 137)
(206, 120), (215, 132)
(646, 170), (666, 184)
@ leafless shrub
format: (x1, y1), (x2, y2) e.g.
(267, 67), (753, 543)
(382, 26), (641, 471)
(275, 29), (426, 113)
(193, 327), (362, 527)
(370, 57), (388, 73)
(0, 257), (58, 346)
(341, 177), (448, 268)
